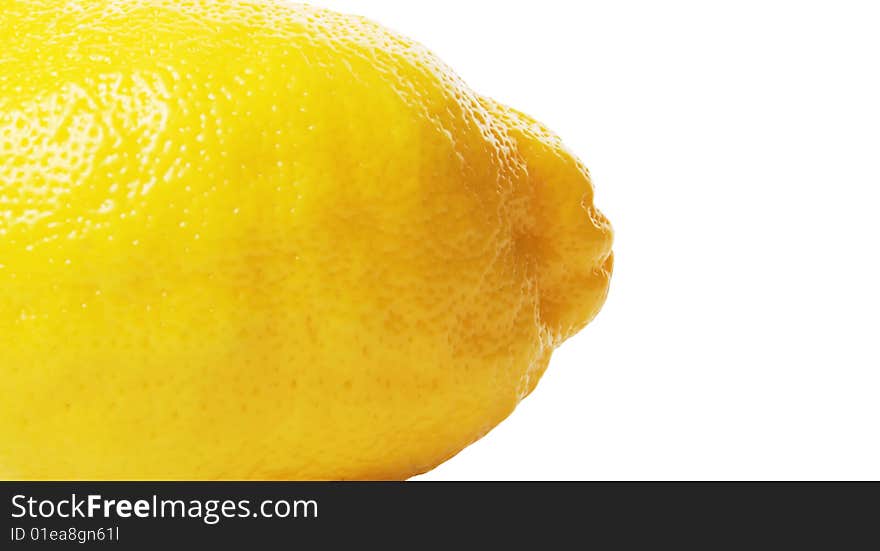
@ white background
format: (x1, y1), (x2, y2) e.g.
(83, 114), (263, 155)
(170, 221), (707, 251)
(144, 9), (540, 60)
(314, 0), (880, 480)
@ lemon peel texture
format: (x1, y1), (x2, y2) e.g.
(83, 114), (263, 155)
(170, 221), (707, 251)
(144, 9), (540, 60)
(0, 0), (613, 480)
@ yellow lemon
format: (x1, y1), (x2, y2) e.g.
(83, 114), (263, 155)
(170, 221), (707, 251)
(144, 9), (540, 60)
(0, 0), (613, 480)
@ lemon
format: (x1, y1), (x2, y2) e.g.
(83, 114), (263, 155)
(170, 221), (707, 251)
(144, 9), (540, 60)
(0, 0), (613, 480)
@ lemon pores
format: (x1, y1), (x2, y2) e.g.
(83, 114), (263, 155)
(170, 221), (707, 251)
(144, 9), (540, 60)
(0, 0), (614, 480)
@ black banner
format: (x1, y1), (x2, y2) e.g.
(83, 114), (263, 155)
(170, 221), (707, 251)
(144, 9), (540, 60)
(1, 483), (877, 548)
